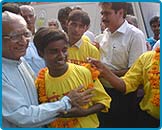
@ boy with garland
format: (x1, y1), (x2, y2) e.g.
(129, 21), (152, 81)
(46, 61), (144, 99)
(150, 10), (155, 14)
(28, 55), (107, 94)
(34, 27), (111, 128)
(66, 9), (100, 64)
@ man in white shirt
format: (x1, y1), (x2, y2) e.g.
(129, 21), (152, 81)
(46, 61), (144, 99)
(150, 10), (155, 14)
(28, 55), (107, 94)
(97, 2), (147, 127)
(2, 11), (92, 128)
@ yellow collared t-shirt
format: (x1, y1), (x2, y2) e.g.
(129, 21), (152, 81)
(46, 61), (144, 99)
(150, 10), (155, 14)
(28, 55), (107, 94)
(45, 63), (111, 128)
(68, 36), (100, 62)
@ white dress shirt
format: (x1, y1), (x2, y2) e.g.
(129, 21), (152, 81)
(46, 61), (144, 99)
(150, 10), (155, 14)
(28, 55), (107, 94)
(99, 20), (147, 70)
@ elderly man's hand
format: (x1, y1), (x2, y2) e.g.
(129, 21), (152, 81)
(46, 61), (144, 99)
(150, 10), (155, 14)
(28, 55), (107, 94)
(67, 86), (94, 107)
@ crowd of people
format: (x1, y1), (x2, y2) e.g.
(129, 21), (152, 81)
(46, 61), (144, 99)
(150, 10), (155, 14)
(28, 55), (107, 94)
(2, 2), (160, 128)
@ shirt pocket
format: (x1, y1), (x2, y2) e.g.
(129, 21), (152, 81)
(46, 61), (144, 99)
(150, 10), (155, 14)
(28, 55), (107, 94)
(111, 41), (128, 68)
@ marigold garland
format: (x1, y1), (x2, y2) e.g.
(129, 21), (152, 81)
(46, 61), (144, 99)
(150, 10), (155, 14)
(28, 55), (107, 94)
(35, 68), (48, 103)
(68, 59), (100, 88)
(148, 47), (160, 107)
(35, 67), (79, 127)
(49, 118), (78, 128)
(35, 61), (100, 127)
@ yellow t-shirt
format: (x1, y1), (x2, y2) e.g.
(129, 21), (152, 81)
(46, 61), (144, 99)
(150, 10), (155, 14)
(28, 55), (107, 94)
(121, 51), (159, 119)
(83, 35), (91, 42)
(45, 63), (111, 128)
(68, 36), (100, 62)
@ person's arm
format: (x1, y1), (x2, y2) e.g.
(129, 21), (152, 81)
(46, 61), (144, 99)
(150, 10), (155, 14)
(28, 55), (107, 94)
(2, 80), (71, 127)
(3, 81), (93, 128)
(88, 58), (126, 93)
(111, 68), (129, 77)
(60, 103), (105, 118)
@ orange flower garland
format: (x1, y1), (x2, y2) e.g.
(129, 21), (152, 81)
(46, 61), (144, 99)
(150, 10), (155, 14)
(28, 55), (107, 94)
(68, 59), (100, 88)
(35, 67), (79, 127)
(148, 47), (160, 107)
(35, 68), (48, 103)
(49, 118), (78, 128)
(81, 62), (100, 88)
(35, 61), (100, 127)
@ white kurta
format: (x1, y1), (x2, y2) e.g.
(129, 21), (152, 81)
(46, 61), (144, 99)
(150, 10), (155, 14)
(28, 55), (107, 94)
(2, 57), (71, 128)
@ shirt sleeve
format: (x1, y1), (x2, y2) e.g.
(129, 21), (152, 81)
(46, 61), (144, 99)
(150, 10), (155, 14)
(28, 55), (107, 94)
(121, 54), (144, 94)
(2, 80), (71, 128)
(128, 30), (147, 68)
(91, 79), (111, 112)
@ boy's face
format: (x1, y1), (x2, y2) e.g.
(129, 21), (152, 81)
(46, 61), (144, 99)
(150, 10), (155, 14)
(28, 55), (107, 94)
(67, 20), (87, 43)
(43, 39), (68, 71)
(151, 21), (160, 36)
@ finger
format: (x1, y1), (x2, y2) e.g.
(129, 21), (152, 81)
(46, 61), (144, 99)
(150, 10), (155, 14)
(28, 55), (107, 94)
(87, 58), (101, 67)
(74, 85), (84, 92)
(80, 99), (91, 105)
(71, 102), (81, 107)
(82, 94), (93, 100)
(82, 88), (94, 96)
(80, 94), (94, 105)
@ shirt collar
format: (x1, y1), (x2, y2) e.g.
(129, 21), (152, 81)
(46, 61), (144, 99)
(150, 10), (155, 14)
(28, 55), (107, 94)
(107, 20), (128, 35)
(71, 38), (82, 48)
(116, 20), (128, 34)
(2, 57), (22, 65)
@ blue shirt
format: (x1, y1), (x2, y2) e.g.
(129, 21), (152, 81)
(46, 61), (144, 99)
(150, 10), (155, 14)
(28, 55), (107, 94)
(146, 37), (157, 48)
(24, 41), (45, 76)
(2, 57), (71, 128)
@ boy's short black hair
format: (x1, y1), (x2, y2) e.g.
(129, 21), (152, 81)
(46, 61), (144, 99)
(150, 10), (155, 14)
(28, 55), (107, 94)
(34, 27), (69, 57)
(67, 9), (90, 26)
(150, 16), (160, 26)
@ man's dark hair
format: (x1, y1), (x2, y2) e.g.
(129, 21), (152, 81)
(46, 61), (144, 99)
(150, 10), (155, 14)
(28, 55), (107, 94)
(2, 3), (20, 14)
(99, 2), (128, 18)
(149, 16), (160, 26)
(34, 27), (69, 57)
(67, 9), (90, 26)
(58, 6), (72, 22)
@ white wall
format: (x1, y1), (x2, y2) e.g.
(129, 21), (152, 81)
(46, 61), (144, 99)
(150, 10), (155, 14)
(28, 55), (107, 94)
(33, 2), (101, 36)
(32, 2), (160, 37)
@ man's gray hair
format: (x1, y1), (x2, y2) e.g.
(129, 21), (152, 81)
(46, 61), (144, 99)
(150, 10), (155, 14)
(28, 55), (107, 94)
(20, 5), (35, 16)
(3, 11), (26, 24)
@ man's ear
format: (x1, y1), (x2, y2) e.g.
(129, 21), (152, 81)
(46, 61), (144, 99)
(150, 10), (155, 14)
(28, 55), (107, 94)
(118, 9), (124, 18)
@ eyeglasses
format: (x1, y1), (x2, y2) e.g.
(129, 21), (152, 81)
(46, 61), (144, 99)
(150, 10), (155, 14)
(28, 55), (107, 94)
(3, 30), (32, 43)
